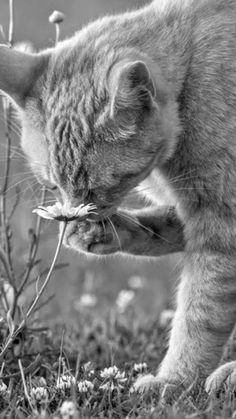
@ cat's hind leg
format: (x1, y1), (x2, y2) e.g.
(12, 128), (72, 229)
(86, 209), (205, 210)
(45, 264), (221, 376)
(205, 361), (236, 394)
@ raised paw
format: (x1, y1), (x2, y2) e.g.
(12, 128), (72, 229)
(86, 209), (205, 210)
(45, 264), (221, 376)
(205, 361), (236, 394)
(61, 217), (122, 255)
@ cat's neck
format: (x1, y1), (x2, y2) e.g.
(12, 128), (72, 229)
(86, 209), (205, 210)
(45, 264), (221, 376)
(128, 2), (192, 97)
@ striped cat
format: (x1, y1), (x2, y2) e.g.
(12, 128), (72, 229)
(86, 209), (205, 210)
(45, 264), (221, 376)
(1, 0), (236, 399)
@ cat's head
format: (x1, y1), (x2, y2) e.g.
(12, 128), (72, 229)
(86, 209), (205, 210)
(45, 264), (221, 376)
(0, 37), (179, 216)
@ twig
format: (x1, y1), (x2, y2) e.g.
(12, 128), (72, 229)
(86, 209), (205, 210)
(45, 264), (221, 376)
(8, 0), (15, 47)
(0, 221), (67, 360)
(25, 221), (67, 319)
(57, 327), (66, 386)
(0, 245), (13, 283)
(7, 185), (20, 222)
(0, 0), (15, 292)
(18, 358), (34, 412)
(30, 293), (55, 316)
(0, 354), (41, 380)
(13, 187), (46, 318)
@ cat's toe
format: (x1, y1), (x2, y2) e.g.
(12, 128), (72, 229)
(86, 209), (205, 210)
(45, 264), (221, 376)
(205, 361), (236, 394)
(131, 374), (180, 405)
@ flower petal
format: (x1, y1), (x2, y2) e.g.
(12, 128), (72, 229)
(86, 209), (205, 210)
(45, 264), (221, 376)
(32, 208), (54, 220)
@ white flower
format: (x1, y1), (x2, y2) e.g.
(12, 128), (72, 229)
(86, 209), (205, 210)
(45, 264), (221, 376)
(100, 366), (127, 391)
(56, 375), (76, 390)
(159, 309), (174, 328)
(30, 386), (48, 402)
(83, 362), (95, 377)
(100, 366), (119, 379)
(49, 10), (65, 24)
(116, 289), (135, 313)
(77, 380), (94, 393)
(38, 377), (47, 387)
(133, 362), (147, 374)
(0, 381), (7, 394)
(128, 275), (145, 290)
(60, 401), (77, 419)
(32, 202), (97, 221)
(75, 293), (97, 309)
(100, 381), (116, 391)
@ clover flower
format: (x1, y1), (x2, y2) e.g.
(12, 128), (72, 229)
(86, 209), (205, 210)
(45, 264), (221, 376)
(30, 386), (48, 403)
(133, 362), (148, 374)
(77, 380), (94, 393)
(56, 375), (76, 390)
(116, 289), (135, 313)
(60, 400), (77, 419)
(33, 202), (97, 221)
(100, 366), (127, 391)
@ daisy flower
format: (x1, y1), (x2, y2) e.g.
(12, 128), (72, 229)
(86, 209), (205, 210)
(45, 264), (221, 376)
(32, 202), (97, 221)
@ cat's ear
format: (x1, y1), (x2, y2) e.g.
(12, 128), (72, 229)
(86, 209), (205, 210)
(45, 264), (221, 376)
(110, 60), (156, 118)
(0, 44), (49, 106)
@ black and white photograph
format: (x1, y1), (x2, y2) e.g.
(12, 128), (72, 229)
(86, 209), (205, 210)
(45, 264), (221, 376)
(0, 0), (236, 417)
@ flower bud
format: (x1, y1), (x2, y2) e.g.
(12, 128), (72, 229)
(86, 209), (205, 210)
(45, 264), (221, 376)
(49, 10), (65, 25)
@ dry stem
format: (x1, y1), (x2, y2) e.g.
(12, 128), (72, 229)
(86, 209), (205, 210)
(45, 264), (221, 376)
(0, 221), (67, 360)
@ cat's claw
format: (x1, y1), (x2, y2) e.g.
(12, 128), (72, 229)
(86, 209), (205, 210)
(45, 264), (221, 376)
(205, 361), (236, 394)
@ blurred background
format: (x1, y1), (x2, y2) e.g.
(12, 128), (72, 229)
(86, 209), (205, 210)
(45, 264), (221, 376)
(0, 0), (180, 327)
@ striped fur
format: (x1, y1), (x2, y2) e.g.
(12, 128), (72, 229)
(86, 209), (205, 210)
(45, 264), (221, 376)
(1, 0), (236, 397)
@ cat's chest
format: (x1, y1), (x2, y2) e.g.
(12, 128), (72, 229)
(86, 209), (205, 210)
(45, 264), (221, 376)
(137, 168), (178, 208)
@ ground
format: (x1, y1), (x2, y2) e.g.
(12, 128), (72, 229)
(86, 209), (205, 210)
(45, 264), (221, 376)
(1, 304), (236, 418)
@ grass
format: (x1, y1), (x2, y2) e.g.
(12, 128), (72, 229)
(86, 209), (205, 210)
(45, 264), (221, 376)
(1, 2), (236, 418)
(0, 306), (236, 418)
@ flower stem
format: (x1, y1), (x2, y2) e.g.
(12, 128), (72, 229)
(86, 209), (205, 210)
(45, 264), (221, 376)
(0, 221), (67, 360)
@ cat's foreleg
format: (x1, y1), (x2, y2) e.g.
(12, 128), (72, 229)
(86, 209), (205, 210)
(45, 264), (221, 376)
(62, 206), (185, 256)
(134, 252), (236, 397)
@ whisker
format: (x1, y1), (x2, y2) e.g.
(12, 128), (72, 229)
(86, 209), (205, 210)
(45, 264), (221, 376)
(101, 219), (106, 240)
(0, 113), (22, 135)
(0, 170), (34, 180)
(5, 175), (37, 194)
(118, 212), (171, 243)
(108, 216), (122, 250)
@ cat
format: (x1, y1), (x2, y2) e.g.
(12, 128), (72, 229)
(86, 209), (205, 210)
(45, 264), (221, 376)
(1, 0), (236, 399)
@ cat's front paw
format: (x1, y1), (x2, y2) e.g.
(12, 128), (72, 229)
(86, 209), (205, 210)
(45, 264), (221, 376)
(61, 218), (120, 255)
(131, 374), (183, 404)
(205, 361), (236, 394)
